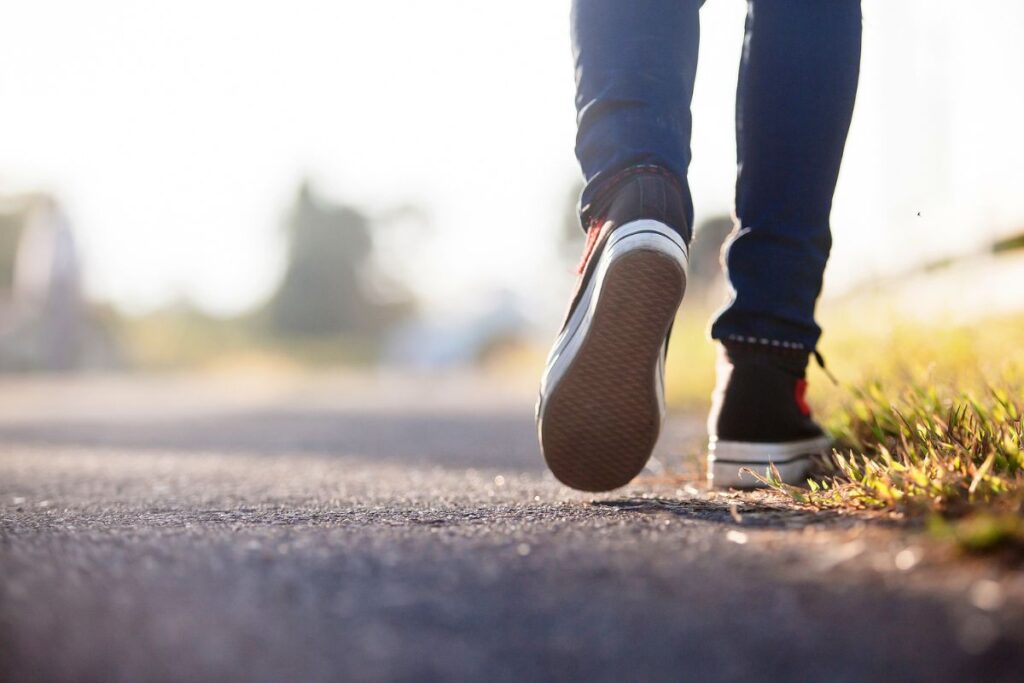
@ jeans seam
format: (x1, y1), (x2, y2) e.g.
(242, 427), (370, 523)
(724, 334), (806, 350)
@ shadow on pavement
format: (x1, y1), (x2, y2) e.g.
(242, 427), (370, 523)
(591, 496), (878, 529)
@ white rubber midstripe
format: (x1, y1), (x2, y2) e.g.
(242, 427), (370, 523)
(707, 435), (833, 463)
(707, 435), (832, 488)
(710, 458), (815, 489)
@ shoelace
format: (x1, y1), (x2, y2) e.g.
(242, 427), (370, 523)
(813, 349), (839, 386)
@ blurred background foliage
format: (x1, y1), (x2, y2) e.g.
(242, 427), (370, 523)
(3, 174), (1023, 395)
(1, 0), (1023, 386)
(0, 183), (420, 372)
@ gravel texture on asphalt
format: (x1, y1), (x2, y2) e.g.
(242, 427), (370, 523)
(1, 374), (1023, 682)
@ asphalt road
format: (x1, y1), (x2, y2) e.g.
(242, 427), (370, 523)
(2, 373), (1023, 682)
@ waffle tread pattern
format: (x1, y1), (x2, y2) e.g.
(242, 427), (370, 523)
(541, 249), (686, 492)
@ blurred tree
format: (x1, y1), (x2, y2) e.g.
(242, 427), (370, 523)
(264, 182), (412, 339)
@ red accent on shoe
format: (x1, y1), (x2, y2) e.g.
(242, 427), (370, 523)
(794, 378), (811, 417)
(576, 218), (603, 275)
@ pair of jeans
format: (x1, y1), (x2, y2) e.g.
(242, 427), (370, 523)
(572, 0), (862, 350)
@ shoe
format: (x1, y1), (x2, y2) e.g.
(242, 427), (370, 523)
(537, 168), (689, 492)
(706, 341), (832, 488)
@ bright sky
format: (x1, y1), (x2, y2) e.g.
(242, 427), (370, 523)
(2, 1), (1023, 316)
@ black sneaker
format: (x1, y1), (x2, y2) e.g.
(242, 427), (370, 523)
(706, 341), (832, 488)
(537, 167), (689, 492)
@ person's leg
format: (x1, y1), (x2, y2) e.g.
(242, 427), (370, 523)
(572, 0), (702, 240)
(538, 1), (700, 492)
(711, 0), (862, 350)
(706, 0), (862, 488)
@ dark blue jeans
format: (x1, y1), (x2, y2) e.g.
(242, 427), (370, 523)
(573, 0), (862, 350)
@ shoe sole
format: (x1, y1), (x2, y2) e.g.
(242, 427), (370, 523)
(538, 221), (687, 492)
(707, 435), (833, 489)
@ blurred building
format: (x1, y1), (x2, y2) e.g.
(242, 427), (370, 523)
(0, 193), (117, 371)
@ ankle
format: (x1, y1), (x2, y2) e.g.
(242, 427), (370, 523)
(720, 339), (809, 378)
(583, 165), (690, 243)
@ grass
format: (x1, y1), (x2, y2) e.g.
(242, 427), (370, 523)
(764, 382), (1023, 511)
(746, 312), (1024, 553)
(760, 379), (1024, 555)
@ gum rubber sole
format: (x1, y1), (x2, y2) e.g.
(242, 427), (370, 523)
(540, 249), (685, 492)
